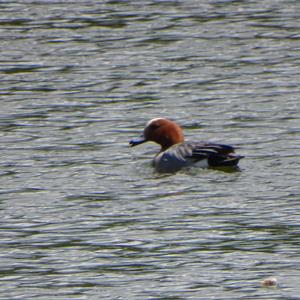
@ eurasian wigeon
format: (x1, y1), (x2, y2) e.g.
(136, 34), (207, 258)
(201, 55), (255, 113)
(130, 118), (244, 173)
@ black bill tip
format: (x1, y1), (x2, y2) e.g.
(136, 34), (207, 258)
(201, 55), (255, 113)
(129, 136), (146, 147)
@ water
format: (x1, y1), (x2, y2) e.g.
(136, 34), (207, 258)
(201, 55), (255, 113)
(1, 0), (300, 299)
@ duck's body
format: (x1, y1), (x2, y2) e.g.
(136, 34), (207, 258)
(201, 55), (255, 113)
(130, 118), (244, 173)
(153, 141), (242, 173)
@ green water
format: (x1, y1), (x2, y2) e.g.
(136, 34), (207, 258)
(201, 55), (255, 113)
(0, 1), (299, 299)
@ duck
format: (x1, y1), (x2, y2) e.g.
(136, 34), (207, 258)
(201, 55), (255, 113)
(129, 118), (244, 173)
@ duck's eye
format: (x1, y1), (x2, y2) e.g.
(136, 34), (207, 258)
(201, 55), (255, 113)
(149, 122), (160, 130)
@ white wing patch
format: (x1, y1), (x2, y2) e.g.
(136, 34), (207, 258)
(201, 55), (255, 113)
(193, 159), (209, 168)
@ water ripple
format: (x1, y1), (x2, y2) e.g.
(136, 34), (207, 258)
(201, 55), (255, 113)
(1, 0), (300, 299)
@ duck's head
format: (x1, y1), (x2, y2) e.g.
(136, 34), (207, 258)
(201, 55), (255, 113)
(129, 118), (184, 151)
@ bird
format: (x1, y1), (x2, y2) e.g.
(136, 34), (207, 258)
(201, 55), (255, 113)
(129, 118), (244, 173)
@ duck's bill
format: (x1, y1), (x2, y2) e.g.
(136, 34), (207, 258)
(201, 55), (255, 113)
(129, 136), (146, 147)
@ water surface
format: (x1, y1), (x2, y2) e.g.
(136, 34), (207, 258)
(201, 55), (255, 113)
(0, 0), (300, 299)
